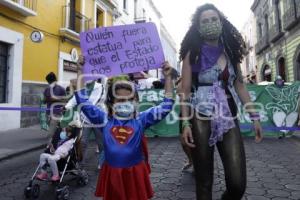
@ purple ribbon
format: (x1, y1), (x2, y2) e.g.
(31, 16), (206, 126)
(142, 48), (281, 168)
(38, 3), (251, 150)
(0, 107), (60, 112)
(240, 124), (300, 131)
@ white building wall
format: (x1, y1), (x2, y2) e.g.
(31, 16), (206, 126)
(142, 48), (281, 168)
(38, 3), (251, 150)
(240, 12), (257, 81)
(142, 0), (161, 33)
(0, 26), (23, 131)
(113, 0), (135, 25)
(125, 0), (162, 78)
(160, 25), (177, 79)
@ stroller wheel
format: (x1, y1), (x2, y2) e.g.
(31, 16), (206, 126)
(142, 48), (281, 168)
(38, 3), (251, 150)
(24, 185), (32, 199)
(77, 170), (88, 186)
(31, 184), (40, 199)
(56, 186), (70, 200)
(77, 176), (88, 186)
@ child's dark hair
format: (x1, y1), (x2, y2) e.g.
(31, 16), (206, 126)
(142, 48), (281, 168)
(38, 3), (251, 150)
(106, 81), (139, 115)
(45, 72), (57, 84)
(49, 126), (78, 150)
(152, 80), (164, 89)
(66, 86), (71, 94)
(66, 126), (80, 139)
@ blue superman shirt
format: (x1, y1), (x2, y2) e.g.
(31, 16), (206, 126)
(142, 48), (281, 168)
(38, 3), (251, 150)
(75, 89), (174, 168)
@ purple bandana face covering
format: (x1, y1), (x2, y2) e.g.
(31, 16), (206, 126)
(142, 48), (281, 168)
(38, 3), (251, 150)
(192, 43), (224, 72)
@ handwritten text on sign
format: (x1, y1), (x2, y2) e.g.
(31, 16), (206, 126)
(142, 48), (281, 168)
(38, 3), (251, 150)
(80, 22), (165, 77)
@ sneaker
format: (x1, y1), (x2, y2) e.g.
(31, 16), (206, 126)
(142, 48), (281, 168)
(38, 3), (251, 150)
(51, 175), (60, 182)
(36, 172), (48, 180)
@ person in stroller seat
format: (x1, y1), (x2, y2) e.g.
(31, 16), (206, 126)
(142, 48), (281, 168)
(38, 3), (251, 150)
(36, 125), (77, 181)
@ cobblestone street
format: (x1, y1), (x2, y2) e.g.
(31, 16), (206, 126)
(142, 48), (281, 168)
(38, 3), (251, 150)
(0, 137), (300, 200)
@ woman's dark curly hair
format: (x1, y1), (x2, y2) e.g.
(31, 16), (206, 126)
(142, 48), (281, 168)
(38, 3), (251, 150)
(179, 4), (245, 71)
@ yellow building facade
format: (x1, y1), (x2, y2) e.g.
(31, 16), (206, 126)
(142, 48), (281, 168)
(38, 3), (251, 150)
(0, 0), (116, 129)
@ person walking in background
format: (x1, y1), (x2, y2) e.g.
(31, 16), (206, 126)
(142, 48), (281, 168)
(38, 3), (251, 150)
(43, 72), (67, 137)
(179, 4), (263, 200)
(64, 78), (106, 170)
(80, 80), (106, 170)
(274, 75), (285, 87)
(152, 80), (164, 89)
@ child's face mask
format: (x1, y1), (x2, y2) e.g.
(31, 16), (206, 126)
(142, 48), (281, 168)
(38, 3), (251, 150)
(60, 131), (68, 140)
(113, 101), (136, 118)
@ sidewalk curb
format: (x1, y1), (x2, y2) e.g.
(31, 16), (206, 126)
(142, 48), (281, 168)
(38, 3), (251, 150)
(0, 143), (47, 162)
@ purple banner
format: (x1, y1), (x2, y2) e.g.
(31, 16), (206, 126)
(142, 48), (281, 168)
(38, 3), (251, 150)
(80, 22), (165, 78)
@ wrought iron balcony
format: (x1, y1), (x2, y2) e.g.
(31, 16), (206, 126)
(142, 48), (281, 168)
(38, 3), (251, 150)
(283, 5), (298, 30)
(60, 5), (91, 42)
(269, 23), (284, 43)
(0, 0), (37, 16)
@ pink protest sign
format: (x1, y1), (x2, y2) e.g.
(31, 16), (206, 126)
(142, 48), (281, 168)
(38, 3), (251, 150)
(80, 22), (165, 78)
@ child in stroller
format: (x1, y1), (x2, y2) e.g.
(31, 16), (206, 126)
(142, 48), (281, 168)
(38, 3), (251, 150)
(36, 126), (77, 181)
(24, 122), (88, 200)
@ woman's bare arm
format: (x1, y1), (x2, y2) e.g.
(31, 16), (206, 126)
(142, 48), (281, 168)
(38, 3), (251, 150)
(181, 51), (192, 119)
(234, 64), (263, 142)
(181, 51), (195, 147)
(234, 64), (255, 112)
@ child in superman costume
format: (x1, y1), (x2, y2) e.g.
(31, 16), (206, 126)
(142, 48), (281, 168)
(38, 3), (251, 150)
(75, 59), (174, 200)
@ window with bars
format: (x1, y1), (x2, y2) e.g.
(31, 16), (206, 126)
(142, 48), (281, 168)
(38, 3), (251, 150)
(0, 42), (9, 103)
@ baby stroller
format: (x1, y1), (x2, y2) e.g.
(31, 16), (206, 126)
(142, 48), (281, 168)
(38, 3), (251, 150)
(24, 123), (88, 200)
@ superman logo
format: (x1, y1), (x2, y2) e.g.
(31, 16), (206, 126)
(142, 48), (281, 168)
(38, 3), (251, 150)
(111, 126), (134, 145)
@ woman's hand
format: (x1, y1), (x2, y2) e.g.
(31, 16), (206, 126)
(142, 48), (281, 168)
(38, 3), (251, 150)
(77, 55), (85, 66)
(77, 55), (85, 74)
(76, 55), (85, 90)
(253, 120), (263, 143)
(182, 126), (196, 148)
(162, 61), (174, 97)
(162, 61), (173, 78)
(70, 78), (77, 90)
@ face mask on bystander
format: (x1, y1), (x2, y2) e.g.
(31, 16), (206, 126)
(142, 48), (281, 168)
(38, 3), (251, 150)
(60, 131), (68, 140)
